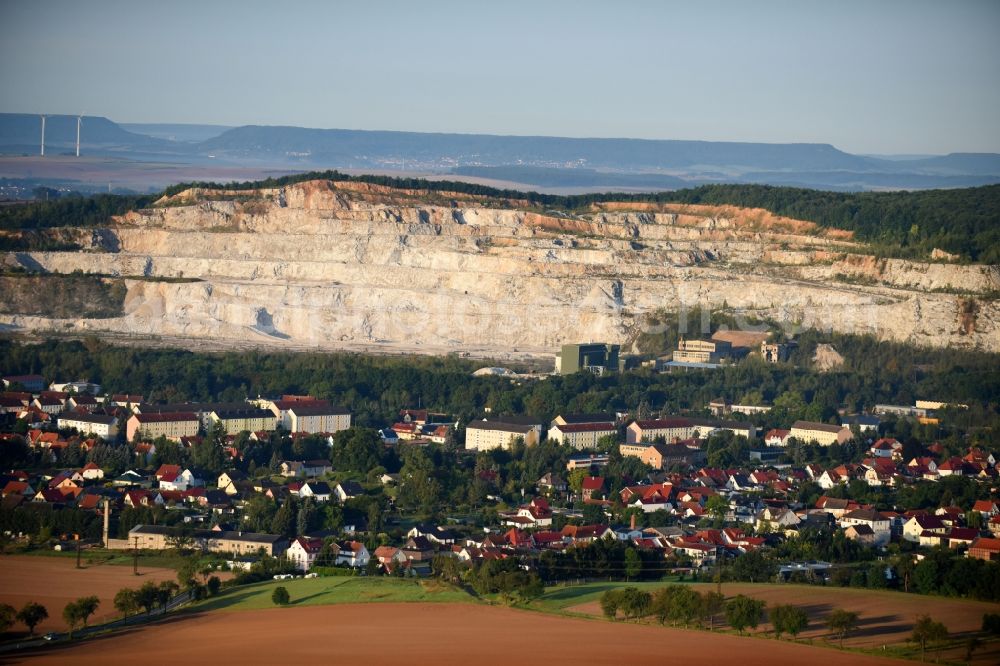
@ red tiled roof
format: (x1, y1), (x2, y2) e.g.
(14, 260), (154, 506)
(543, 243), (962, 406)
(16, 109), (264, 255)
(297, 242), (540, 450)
(970, 537), (1000, 552)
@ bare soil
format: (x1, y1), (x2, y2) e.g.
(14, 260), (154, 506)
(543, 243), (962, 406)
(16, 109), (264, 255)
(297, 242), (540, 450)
(571, 583), (1000, 665)
(9, 602), (906, 665)
(0, 555), (180, 633)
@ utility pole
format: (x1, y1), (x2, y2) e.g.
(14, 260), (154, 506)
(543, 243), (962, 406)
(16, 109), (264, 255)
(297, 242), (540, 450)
(133, 536), (139, 575)
(76, 534), (82, 569)
(716, 552), (723, 597)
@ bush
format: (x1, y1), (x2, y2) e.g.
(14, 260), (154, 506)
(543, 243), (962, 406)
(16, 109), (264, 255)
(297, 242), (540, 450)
(207, 576), (222, 596)
(271, 586), (290, 606)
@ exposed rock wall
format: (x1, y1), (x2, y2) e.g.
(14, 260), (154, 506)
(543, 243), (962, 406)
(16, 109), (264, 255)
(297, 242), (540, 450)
(2, 180), (997, 355)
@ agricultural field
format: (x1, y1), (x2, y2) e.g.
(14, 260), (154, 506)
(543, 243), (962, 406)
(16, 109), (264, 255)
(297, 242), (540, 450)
(0, 554), (179, 633)
(558, 581), (1000, 665)
(10, 602), (906, 666)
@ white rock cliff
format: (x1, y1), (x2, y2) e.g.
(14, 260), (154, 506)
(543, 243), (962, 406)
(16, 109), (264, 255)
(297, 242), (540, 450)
(2, 180), (997, 356)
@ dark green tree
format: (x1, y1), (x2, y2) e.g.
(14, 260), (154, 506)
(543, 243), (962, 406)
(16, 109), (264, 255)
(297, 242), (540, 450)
(271, 586), (290, 606)
(725, 595), (765, 635)
(16, 602), (47, 636)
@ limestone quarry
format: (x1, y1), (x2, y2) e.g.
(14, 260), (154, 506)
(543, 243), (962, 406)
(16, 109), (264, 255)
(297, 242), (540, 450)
(1, 179), (998, 357)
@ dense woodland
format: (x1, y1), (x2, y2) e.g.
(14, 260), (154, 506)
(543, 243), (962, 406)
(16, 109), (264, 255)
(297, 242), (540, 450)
(2, 171), (998, 262)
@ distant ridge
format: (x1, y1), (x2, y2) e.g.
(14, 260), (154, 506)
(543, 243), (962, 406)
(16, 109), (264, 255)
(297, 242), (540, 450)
(1, 113), (998, 191)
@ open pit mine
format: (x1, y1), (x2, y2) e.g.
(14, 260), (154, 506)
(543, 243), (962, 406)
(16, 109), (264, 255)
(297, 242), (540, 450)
(1, 180), (997, 358)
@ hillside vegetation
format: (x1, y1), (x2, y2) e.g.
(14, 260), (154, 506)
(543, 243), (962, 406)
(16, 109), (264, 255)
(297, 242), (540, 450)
(0, 273), (126, 318)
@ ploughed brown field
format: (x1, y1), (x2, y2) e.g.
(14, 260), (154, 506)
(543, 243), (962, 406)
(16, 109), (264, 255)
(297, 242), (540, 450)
(571, 583), (1000, 665)
(0, 555), (181, 633)
(9, 603), (906, 666)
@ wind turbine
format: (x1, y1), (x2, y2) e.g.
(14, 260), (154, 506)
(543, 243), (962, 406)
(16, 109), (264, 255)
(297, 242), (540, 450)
(76, 112), (85, 157)
(40, 115), (46, 156)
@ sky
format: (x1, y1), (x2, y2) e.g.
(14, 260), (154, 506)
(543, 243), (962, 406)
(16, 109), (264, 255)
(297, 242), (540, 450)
(1, 0), (998, 155)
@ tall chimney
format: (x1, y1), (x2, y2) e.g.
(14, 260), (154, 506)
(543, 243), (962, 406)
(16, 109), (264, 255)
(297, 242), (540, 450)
(103, 499), (110, 547)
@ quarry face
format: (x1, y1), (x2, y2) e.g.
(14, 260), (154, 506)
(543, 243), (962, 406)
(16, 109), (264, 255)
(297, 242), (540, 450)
(2, 180), (998, 356)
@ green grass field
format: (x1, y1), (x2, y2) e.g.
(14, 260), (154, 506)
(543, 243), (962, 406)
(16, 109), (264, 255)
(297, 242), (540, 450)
(193, 576), (475, 612)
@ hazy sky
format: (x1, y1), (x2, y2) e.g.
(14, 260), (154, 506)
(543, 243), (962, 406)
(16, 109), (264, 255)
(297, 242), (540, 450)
(2, 0), (998, 154)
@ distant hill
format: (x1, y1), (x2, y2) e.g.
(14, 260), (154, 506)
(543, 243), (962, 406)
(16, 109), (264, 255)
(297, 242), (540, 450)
(450, 166), (690, 190)
(198, 125), (880, 172)
(120, 123), (233, 143)
(1, 113), (998, 191)
(0, 113), (174, 155)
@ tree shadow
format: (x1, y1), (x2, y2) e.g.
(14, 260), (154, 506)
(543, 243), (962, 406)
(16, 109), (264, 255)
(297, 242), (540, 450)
(849, 614), (902, 639)
(187, 589), (260, 612)
(542, 584), (621, 604)
(291, 591), (328, 605)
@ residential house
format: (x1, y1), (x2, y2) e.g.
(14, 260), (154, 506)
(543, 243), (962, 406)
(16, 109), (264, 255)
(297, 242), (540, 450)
(335, 541), (370, 568)
(580, 476), (605, 501)
(127, 412), (200, 442)
(300, 481), (333, 502)
(217, 470), (249, 495)
(57, 412), (119, 440)
(548, 422), (617, 450)
(764, 429), (791, 447)
(32, 397), (65, 415)
(817, 470), (846, 490)
(66, 394), (100, 412)
(789, 420), (853, 446)
(903, 515), (947, 542)
(208, 408), (277, 435)
(972, 500), (1000, 519)
(287, 536), (325, 571)
(843, 524), (876, 546)
(158, 466), (204, 492)
(565, 453), (610, 471)
(2, 374), (45, 391)
(537, 472), (567, 494)
(625, 418), (692, 444)
(288, 403), (351, 435)
(280, 460), (332, 478)
(464, 417), (542, 451)
(79, 462), (104, 481)
(407, 524), (458, 545)
(967, 537), (1000, 561)
(756, 506), (801, 532)
(510, 498), (553, 528)
(840, 509), (891, 547)
(619, 441), (705, 470)
(111, 394), (144, 407)
(870, 438), (901, 459)
(945, 527), (981, 550)
(842, 414), (882, 433)
(334, 481), (365, 503)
